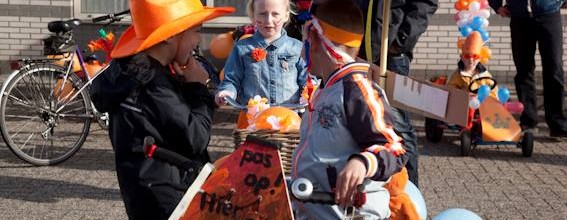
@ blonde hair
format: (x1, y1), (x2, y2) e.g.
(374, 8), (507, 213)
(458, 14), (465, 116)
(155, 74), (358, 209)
(246, 0), (295, 21)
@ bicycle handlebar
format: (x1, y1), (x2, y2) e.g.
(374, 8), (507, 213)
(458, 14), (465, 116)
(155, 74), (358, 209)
(223, 97), (308, 111)
(92, 9), (131, 23)
(143, 136), (199, 172)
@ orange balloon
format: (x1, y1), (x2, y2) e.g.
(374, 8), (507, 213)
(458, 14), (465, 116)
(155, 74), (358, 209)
(253, 107), (301, 132)
(480, 46), (491, 59)
(454, 0), (469, 10)
(209, 32), (234, 59)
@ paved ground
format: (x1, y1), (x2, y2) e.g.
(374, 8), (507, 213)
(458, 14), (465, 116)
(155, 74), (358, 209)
(0, 73), (565, 219)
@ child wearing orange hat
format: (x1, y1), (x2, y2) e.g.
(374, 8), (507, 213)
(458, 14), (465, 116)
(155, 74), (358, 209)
(448, 31), (498, 97)
(90, 0), (234, 219)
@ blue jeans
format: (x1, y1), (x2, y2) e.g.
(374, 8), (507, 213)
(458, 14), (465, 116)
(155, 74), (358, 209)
(387, 54), (419, 187)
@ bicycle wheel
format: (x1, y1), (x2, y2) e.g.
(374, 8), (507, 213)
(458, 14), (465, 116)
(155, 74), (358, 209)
(0, 62), (92, 165)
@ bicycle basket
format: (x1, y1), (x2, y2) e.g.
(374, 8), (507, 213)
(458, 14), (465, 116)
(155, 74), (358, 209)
(43, 35), (76, 55)
(233, 129), (300, 175)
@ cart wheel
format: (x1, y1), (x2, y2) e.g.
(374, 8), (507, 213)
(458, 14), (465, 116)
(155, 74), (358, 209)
(460, 131), (472, 156)
(521, 131), (534, 157)
(425, 118), (444, 143)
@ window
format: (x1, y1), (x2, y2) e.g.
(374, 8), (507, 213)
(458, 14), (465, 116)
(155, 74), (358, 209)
(73, 0), (250, 27)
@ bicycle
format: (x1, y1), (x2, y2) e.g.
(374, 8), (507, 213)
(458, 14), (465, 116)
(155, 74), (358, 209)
(0, 10), (130, 165)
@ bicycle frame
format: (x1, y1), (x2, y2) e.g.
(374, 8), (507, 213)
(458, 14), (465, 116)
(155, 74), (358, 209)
(54, 45), (112, 114)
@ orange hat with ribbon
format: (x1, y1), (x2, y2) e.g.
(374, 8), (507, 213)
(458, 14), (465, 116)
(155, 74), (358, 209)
(111, 0), (235, 58)
(462, 31), (483, 56)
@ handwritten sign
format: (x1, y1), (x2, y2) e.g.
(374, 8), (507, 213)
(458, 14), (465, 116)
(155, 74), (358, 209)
(171, 137), (293, 220)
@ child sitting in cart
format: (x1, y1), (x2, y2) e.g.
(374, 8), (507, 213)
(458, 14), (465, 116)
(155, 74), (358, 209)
(447, 31), (499, 130)
(447, 31), (498, 97)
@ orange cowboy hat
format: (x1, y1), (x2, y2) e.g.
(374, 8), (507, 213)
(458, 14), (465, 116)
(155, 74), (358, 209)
(111, 0), (235, 58)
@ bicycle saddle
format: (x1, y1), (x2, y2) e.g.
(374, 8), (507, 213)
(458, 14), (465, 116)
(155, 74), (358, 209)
(48, 19), (80, 33)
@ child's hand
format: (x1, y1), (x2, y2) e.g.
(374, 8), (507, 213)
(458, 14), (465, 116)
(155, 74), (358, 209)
(214, 90), (234, 106)
(173, 56), (208, 85)
(335, 157), (366, 207)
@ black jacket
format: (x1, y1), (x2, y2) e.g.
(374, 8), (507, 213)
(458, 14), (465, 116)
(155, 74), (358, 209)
(489, 0), (564, 17)
(90, 53), (215, 163)
(90, 54), (215, 219)
(355, 0), (438, 61)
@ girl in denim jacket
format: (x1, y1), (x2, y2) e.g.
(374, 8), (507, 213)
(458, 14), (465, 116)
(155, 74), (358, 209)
(215, 0), (307, 128)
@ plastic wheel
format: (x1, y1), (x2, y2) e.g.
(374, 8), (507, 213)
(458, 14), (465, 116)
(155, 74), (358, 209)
(0, 63), (91, 165)
(460, 131), (472, 156)
(520, 131), (534, 157)
(425, 118), (444, 143)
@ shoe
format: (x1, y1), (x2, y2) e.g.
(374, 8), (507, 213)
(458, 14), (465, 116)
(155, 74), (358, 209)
(549, 130), (567, 138)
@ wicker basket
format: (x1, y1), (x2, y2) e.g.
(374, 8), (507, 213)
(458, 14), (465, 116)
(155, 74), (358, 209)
(233, 129), (300, 175)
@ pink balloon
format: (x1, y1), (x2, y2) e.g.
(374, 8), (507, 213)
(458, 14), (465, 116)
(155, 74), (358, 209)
(479, 0), (489, 9)
(504, 101), (525, 114)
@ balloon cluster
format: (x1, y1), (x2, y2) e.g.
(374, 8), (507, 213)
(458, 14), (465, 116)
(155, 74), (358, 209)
(454, 0), (492, 64)
(468, 85), (524, 114)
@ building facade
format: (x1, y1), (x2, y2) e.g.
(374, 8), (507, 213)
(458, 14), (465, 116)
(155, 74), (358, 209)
(0, 0), (566, 85)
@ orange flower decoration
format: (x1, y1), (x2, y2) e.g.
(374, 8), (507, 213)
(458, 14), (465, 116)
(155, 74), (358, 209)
(251, 48), (267, 62)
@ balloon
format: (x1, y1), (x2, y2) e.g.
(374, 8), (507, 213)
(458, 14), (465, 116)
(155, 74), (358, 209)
(497, 86), (510, 103)
(432, 208), (482, 220)
(478, 9), (491, 18)
(405, 181), (427, 220)
(459, 26), (473, 37)
(209, 32), (234, 59)
(470, 16), (484, 30)
(458, 10), (472, 20)
(482, 19), (489, 28)
(457, 18), (470, 28)
(479, 0), (489, 9)
(480, 46), (492, 59)
(477, 28), (490, 42)
(469, 1), (480, 11)
(505, 101), (525, 114)
(469, 98), (481, 109)
(454, 0), (469, 10)
(477, 85), (490, 102)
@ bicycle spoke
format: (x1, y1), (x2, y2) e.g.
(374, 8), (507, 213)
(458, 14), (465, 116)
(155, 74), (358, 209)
(5, 94), (38, 110)
(8, 117), (38, 140)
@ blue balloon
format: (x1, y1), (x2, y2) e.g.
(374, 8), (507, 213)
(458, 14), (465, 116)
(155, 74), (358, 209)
(477, 29), (490, 42)
(471, 16), (484, 30)
(477, 85), (491, 103)
(497, 86), (510, 104)
(459, 26), (473, 37)
(405, 181), (427, 220)
(432, 208), (483, 220)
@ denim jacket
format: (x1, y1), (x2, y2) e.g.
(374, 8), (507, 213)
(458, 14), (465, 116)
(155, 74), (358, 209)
(218, 30), (307, 105)
(489, 0), (564, 17)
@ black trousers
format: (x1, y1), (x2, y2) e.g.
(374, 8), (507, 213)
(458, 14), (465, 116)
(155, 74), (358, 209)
(385, 54), (419, 187)
(510, 11), (567, 134)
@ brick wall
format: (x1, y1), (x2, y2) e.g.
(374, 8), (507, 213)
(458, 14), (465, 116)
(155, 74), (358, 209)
(1, 0), (566, 86)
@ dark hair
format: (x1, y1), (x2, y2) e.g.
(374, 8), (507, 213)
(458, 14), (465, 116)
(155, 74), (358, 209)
(458, 60), (486, 72)
(313, 0), (364, 35)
